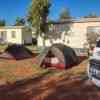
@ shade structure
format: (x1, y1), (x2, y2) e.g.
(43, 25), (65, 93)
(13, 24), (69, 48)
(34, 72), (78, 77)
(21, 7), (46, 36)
(0, 44), (33, 60)
(36, 43), (79, 69)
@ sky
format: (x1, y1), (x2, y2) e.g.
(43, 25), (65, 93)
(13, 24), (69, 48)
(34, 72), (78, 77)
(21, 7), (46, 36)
(0, 0), (31, 25)
(0, 0), (100, 25)
(49, 0), (100, 20)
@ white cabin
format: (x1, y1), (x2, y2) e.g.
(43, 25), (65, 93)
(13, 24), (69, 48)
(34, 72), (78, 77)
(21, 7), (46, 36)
(0, 26), (32, 44)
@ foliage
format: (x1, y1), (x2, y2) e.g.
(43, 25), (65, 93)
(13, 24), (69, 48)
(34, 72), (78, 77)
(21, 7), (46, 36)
(84, 12), (97, 18)
(59, 8), (70, 19)
(27, 0), (51, 35)
(86, 32), (100, 49)
(0, 19), (6, 26)
(14, 17), (25, 26)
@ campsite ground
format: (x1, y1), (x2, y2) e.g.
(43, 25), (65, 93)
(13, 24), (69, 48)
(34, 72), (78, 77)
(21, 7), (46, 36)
(0, 58), (41, 83)
(0, 44), (99, 100)
(0, 59), (100, 100)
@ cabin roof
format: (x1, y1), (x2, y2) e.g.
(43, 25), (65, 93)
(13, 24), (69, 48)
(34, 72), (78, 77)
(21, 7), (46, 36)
(0, 26), (25, 29)
(50, 17), (100, 24)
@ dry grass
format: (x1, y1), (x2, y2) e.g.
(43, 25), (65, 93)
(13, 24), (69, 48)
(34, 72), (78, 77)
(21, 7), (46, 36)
(1, 59), (99, 100)
(0, 58), (89, 84)
(0, 58), (44, 84)
(1, 59), (100, 100)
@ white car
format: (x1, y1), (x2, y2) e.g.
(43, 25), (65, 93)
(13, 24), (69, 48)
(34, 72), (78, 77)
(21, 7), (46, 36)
(88, 40), (100, 87)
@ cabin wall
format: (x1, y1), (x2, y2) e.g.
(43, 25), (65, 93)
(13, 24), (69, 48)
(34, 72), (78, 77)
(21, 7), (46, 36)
(22, 28), (32, 44)
(37, 21), (100, 49)
(7, 28), (22, 44)
(0, 28), (22, 44)
(0, 27), (32, 45)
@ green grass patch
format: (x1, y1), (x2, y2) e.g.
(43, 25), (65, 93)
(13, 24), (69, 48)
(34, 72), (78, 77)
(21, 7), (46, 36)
(0, 45), (7, 51)
(25, 45), (36, 50)
(0, 68), (17, 83)
(32, 64), (61, 77)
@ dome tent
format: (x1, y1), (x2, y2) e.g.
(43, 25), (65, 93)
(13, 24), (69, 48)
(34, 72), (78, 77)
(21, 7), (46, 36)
(0, 44), (33, 60)
(37, 43), (79, 69)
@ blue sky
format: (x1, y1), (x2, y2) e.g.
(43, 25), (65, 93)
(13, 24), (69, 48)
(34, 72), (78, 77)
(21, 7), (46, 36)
(49, 0), (100, 20)
(0, 0), (31, 25)
(0, 0), (100, 25)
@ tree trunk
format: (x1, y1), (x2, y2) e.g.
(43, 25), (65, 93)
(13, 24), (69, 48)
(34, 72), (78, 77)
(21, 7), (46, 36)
(50, 37), (53, 45)
(42, 34), (46, 47)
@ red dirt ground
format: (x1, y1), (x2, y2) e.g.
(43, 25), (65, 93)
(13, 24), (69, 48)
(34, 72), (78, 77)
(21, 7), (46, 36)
(0, 58), (39, 84)
(0, 60), (100, 100)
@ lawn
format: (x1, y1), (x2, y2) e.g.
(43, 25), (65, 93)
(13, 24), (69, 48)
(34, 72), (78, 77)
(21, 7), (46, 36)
(0, 45), (7, 52)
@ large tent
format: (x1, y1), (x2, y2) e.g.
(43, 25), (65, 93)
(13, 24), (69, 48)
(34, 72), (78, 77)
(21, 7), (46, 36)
(0, 44), (34, 60)
(36, 43), (79, 69)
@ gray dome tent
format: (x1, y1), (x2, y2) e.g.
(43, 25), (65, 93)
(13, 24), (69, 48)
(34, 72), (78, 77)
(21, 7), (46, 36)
(36, 43), (79, 69)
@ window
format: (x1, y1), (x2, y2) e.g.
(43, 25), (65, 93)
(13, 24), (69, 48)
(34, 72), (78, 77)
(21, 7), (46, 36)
(11, 31), (16, 38)
(0, 31), (7, 40)
(1, 31), (6, 37)
(96, 41), (100, 47)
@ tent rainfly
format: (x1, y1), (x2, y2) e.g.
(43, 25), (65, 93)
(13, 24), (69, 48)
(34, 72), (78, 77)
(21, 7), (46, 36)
(0, 44), (34, 60)
(36, 43), (79, 69)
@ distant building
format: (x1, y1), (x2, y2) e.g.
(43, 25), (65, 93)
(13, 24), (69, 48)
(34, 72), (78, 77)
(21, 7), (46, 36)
(0, 26), (32, 44)
(37, 17), (100, 49)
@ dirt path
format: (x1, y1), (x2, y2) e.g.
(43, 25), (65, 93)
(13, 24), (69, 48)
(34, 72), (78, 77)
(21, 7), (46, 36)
(0, 60), (100, 100)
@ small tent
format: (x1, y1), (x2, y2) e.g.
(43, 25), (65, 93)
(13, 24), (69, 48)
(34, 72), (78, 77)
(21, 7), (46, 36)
(0, 44), (33, 60)
(36, 43), (79, 69)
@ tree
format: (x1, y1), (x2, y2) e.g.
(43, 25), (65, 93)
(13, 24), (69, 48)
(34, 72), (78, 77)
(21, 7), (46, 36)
(59, 8), (70, 19)
(27, 0), (51, 46)
(59, 8), (72, 43)
(0, 19), (6, 26)
(14, 17), (25, 26)
(27, 0), (50, 35)
(86, 32), (100, 50)
(84, 12), (97, 18)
